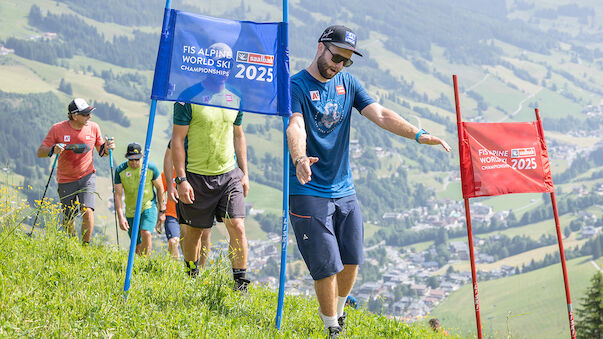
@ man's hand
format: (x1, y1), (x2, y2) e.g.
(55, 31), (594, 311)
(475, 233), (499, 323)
(101, 137), (116, 157)
(240, 172), (249, 197)
(167, 184), (179, 202)
(418, 134), (452, 152)
(119, 217), (129, 231)
(177, 180), (195, 204)
(155, 213), (165, 234)
(105, 136), (115, 150)
(53, 143), (65, 156)
(295, 156), (319, 185)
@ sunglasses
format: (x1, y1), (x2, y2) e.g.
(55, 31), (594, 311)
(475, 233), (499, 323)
(325, 44), (353, 67)
(128, 158), (141, 161)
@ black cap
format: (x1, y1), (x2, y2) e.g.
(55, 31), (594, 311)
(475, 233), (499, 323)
(68, 98), (95, 115)
(318, 25), (363, 57)
(125, 142), (143, 160)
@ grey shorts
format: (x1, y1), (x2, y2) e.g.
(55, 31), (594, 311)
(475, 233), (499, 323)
(177, 168), (245, 228)
(57, 171), (96, 218)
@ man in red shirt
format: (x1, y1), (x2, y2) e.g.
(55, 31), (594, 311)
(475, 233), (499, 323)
(37, 98), (115, 244)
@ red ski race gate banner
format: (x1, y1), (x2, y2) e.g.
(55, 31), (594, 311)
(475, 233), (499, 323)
(452, 75), (575, 339)
(460, 121), (554, 198)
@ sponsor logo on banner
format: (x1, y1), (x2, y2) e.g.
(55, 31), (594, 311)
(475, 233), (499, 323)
(236, 51), (274, 66)
(64, 135), (70, 142)
(236, 51), (248, 62)
(310, 90), (320, 101)
(345, 31), (356, 45)
(336, 85), (345, 95)
(511, 147), (536, 158)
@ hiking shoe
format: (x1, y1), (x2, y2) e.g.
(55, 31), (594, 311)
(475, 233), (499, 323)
(234, 278), (250, 293)
(337, 312), (346, 329)
(326, 326), (342, 338)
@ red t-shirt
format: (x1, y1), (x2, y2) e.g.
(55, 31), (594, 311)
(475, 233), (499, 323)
(161, 171), (178, 218)
(42, 120), (104, 183)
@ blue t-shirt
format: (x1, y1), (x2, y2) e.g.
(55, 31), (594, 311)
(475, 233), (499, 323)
(289, 70), (375, 198)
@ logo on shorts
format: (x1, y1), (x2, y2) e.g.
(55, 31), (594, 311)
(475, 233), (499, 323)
(303, 234), (309, 240)
(310, 90), (320, 101)
(64, 135), (70, 142)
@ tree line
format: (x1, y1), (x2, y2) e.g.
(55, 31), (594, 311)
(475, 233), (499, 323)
(100, 70), (149, 102)
(89, 100), (131, 127)
(27, 5), (157, 69)
(520, 233), (603, 275)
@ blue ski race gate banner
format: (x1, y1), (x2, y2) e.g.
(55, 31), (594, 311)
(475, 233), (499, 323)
(151, 10), (291, 116)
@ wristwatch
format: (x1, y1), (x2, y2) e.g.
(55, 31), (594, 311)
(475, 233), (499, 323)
(175, 176), (188, 185)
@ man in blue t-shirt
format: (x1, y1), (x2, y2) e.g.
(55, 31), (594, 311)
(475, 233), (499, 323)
(286, 25), (451, 337)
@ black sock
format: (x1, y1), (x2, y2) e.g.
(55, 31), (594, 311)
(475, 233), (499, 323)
(184, 259), (199, 275)
(233, 268), (246, 281)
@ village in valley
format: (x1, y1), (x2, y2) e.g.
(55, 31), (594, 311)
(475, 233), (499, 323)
(213, 133), (603, 320)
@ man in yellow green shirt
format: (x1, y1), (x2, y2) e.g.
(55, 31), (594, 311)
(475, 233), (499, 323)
(114, 142), (166, 256)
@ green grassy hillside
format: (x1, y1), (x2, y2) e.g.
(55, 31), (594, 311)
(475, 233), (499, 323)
(0, 198), (447, 338)
(432, 256), (603, 338)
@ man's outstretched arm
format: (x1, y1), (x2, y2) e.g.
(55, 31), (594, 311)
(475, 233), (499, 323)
(360, 103), (451, 152)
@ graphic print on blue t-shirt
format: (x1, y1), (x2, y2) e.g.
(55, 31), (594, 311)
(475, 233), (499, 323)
(289, 70), (375, 198)
(316, 100), (342, 134)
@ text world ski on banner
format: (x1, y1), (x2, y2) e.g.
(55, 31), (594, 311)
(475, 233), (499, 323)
(151, 10), (291, 116)
(459, 121), (554, 198)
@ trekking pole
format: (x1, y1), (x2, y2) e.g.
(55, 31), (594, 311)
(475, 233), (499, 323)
(28, 151), (60, 236)
(109, 142), (120, 248)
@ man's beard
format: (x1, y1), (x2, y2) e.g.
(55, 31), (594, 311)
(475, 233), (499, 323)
(317, 52), (337, 79)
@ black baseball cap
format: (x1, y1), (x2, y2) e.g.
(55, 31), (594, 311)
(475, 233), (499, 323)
(125, 142), (143, 160)
(68, 98), (95, 115)
(318, 25), (363, 57)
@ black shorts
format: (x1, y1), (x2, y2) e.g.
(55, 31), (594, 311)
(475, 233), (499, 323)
(177, 168), (245, 228)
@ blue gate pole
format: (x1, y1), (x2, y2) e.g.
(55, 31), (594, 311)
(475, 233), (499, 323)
(123, 0), (172, 299)
(275, 0), (290, 330)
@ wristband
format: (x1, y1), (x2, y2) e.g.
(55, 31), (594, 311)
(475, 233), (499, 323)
(295, 156), (306, 167)
(415, 129), (429, 143)
(159, 210), (166, 214)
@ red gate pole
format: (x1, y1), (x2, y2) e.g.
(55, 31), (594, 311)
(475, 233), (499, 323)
(534, 108), (576, 339)
(453, 75), (483, 339)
